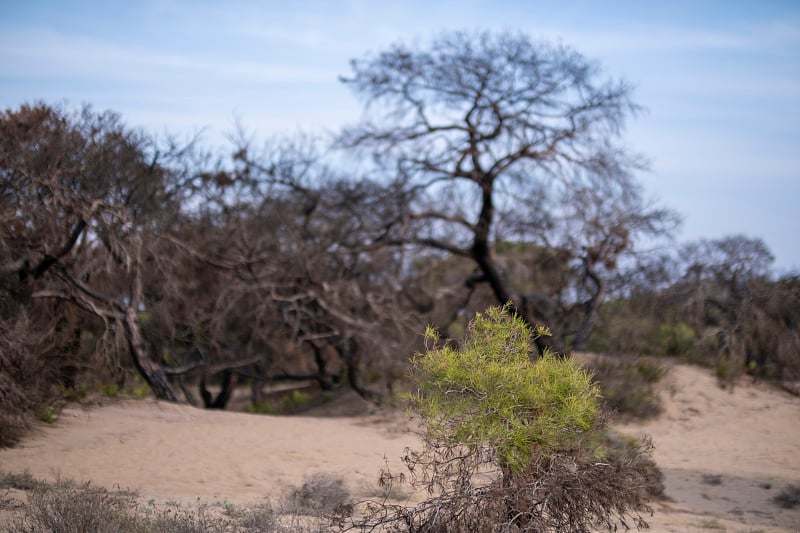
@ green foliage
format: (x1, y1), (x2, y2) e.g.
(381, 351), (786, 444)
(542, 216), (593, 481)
(246, 401), (279, 415)
(130, 375), (150, 400)
(247, 390), (314, 415)
(39, 406), (57, 424)
(61, 385), (88, 402)
(407, 305), (602, 474)
(283, 390), (312, 411)
(101, 384), (120, 398)
(653, 320), (696, 356)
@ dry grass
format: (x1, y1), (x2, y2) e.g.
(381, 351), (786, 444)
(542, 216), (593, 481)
(282, 472), (351, 518)
(772, 483), (800, 509)
(0, 469), (352, 533)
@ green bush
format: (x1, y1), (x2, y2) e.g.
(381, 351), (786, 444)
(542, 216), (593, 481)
(652, 320), (695, 356)
(130, 375), (151, 400)
(408, 306), (601, 474)
(101, 384), (120, 398)
(348, 305), (660, 532)
(39, 406), (57, 424)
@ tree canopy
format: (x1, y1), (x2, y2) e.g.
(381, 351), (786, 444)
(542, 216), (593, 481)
(338, 31), (676, 351)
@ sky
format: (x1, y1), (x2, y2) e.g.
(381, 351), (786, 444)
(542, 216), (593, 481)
(2, 0), (799, 272)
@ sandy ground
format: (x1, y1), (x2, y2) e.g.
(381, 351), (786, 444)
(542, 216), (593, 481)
(1, 363), (799, 532)
(617, 364), (800, 532)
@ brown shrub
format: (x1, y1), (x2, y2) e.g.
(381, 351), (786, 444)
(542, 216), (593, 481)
(283, 472), (351, 518)
(587, 355), (666, 420)
(0, 314), (60, 447)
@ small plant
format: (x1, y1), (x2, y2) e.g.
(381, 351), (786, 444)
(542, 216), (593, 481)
(215, 499), (240, 517)
(248, 390), (314, 415)
(283, 472), (351, 517)
(101, 384), (120, 398)
(701, 473), (723, 486)
(0, 469), (48, 491)
(130, 375), (150, 400)
(238, 501), (277, 530)
(247, 400), (279, 415)
(7, 478), (235, 533)
(8, 483), (140, 533)
(281, 390), (312, 412)
(696, 518), (727, 530)
(320, 390), (335, 402)
(61, 385), (88, 402)
(773, 483), (800, 509)
(39, 406), (57, 424)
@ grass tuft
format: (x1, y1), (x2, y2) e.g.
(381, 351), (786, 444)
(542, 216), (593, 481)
(773, 483), (800, 509)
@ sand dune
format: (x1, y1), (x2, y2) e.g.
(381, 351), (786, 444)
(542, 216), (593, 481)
(1, 363), (798, 531)
(617, 364), (800, 532)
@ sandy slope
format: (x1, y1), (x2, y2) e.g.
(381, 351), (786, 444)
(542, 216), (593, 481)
(617, 364), (800, 532)
(1, 364), (799, 531)
(0, 399), (417, 505)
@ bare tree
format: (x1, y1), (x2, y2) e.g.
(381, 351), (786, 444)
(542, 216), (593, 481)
(220, 136), (426, 402)
(674, 235), (798, 378)
(337, 30), (674, 351)
(0, 104), (202, 401)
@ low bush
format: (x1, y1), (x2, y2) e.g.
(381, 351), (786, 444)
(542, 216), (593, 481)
(588, 356), (666, 420)
(773, 483), (800, 509)
(283, 472), (351, 517)
(0, 316), (59, 447)
(0, 468), (343, 533)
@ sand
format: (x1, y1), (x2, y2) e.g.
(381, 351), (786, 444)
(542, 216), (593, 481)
(1, 363), (799, 531)
(617, 364), (800, 532)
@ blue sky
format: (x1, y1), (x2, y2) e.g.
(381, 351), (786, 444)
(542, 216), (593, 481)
(2, 0), (799, 272)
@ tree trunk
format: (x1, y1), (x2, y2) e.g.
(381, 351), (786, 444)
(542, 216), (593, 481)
(200, 369), (237, 409)
(469, 177), (554, 355)
(336, 338), (379, 402)
(123, 306), (177, 401)
(572, 268), (606, 351)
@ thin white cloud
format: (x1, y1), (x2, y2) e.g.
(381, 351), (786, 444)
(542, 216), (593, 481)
(235, 22), (328, 49)
(533, 21), (799, 56)
(0, 29), (337, 85)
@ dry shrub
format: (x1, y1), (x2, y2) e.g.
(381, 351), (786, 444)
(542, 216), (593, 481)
(283, 472), (351, 518)
(0, 314), (60, 447)
(0, 469), (48, 491)
(8, 483), (142, 533)
(773, 483), (800, 509)
(0, 468), (338, 533)
(4, 474), (235, 533)
(237, 501), (278, 531)
(588, 356), (666, 420)
(353, 439), (659, 532)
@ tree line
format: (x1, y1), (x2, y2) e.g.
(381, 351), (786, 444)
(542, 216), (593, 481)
(1, 30), (796, 445)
